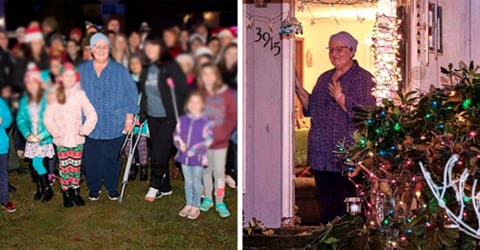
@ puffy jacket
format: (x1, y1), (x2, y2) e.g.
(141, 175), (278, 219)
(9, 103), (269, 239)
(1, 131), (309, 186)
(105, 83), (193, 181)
(44, 84), (98, 147)
(0, 98), (12, 154)
(205, 85), (237, 149)
(173, 114), (213, 166)
(16, 93), (52, 145)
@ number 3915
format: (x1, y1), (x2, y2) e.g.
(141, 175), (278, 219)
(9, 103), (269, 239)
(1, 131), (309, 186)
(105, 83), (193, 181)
(254, 27), (281, 56)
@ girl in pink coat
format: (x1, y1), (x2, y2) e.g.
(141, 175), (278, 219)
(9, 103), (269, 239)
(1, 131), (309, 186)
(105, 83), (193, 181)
(44, 62), (97, 208)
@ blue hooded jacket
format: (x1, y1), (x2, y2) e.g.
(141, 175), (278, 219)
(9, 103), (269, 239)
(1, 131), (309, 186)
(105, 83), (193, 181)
(0, 98), (12, 154)
(16, 94), (53, 145)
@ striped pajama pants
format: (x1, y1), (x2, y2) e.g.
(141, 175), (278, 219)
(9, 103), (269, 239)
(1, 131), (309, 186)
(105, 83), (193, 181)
(56, 144), (83, 191)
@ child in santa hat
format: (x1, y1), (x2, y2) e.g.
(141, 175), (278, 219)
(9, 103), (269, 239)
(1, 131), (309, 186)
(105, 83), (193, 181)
(16, 63), (55, 202)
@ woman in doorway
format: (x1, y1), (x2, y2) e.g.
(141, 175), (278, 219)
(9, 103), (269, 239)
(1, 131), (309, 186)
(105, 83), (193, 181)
(295, 31), (376, 224)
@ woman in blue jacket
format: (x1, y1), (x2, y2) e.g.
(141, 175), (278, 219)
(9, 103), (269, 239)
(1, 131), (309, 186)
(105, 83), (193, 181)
(78, 33), (138, 201)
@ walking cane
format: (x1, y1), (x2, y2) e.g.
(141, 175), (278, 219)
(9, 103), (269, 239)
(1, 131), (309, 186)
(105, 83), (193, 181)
(167, 77), (179, 122)
(119, 94), (144, 203)
(158, 77), (180, 186)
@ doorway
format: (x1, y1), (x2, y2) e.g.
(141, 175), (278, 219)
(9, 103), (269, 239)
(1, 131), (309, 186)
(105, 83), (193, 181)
(293, 3), (378, 225)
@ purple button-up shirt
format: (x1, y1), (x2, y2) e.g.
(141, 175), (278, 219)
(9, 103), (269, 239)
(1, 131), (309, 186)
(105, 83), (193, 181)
(305, 60), (375, 172)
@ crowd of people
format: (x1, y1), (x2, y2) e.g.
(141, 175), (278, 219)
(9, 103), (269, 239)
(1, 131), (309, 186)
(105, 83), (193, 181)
(0, 15), (238, 220)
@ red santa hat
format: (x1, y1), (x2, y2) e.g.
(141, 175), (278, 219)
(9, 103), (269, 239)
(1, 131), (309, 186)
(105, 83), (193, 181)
(212, 27), (237, 38)
(24, 63), (42, 84)
(25, 27), (44, 43)
(60, 62), (81, 83)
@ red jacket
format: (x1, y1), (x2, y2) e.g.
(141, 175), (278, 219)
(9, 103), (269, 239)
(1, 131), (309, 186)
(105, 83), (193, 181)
(205, 85), (237, 149)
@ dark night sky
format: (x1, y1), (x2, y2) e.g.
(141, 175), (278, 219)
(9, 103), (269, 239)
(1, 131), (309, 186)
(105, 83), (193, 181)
(4, 0), (237, 34)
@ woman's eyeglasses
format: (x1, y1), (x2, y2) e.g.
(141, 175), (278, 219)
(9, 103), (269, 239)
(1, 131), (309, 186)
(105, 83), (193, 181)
(327, 46), (349, 54)
(94, 45), (110, 51)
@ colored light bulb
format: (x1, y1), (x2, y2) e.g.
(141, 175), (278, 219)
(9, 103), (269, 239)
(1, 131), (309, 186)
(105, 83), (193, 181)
(393, 123), (401, 131)
(462, 98), (472, 109)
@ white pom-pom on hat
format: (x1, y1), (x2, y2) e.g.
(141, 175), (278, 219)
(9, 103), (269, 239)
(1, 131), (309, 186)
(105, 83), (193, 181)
(25, 27), (44, 43)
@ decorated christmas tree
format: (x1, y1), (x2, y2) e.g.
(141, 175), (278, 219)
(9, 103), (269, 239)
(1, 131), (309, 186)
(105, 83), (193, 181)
(310, 61), (480, 249)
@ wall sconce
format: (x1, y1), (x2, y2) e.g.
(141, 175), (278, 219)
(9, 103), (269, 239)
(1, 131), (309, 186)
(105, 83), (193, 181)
(344, 197), (362, 215)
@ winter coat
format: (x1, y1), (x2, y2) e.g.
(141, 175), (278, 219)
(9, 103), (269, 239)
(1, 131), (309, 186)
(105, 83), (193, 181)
(16, 93), (52, 145)
(78, 59), (138, 140)
(173, 114), (213, 166)
(0, 98), (12, 154)
(204, 85), (237, 149)
(43, 84), (98, 147)
(138, 60), (189, 122)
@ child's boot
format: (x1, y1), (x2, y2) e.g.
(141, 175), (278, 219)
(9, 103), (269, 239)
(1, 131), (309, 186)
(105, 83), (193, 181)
(39, 174), (54, 202)
(33, 173), (43, 200)
(69, 188), (85, 206)
(62, 190), (73, 208)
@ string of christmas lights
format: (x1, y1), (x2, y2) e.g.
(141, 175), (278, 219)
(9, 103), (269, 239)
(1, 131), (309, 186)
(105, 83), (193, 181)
(371, 0), (402, 104)
(297, 0), (377, 11)
(297, 0), (376, 25)
(243, 10), (289, 30)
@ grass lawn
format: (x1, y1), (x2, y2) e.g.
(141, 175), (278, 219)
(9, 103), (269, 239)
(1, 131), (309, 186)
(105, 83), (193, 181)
(1, 152), (237, 249)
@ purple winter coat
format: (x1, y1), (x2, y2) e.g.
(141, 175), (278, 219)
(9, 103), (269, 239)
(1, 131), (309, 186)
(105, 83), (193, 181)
(305, 60), (376, 172)
(173, 114), (213, 167)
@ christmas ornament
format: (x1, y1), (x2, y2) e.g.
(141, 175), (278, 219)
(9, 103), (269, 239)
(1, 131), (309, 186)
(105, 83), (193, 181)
(279, 16), (303, 39)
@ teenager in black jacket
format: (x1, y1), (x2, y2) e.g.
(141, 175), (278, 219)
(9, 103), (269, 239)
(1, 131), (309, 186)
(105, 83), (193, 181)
(139, 33), (189, 201)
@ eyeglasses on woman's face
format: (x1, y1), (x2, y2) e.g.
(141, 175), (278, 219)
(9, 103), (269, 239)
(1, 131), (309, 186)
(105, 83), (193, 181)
(94, 45), (110, 51)
(327, 46), (349, 54)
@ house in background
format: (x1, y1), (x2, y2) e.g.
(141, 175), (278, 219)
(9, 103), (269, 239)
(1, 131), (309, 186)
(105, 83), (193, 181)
(243, 0), (480, 228)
